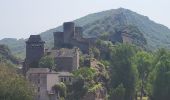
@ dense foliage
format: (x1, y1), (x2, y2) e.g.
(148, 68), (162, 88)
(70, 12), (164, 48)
(0, 63), (34, 100)
(39, 55), (54, 69)
(109, 44), (138, 100)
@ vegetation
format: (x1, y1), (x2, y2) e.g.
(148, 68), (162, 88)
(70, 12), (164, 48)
(0, 63), (34, 100)
(53, 82), (67, 99)
(148, 49), (170, 100)
(109, 44), (138, 100)
(0, 45), (34, 100)
(39, 55), (54, 69)
(133, 51), (153, 100)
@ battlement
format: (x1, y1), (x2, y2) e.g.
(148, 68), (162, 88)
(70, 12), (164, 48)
(53, 22), (91, 53)
(26, 35), (45, 43)
(63, 22), (75, 31)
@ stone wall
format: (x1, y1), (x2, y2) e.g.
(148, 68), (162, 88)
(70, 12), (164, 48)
(53, 22), (92, 54)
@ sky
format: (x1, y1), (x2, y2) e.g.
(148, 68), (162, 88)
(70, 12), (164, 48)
(0, 0), (169, 39)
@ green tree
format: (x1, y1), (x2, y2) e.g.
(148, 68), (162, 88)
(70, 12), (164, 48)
(109, 44), (138, 100)
(68, 68), (97, 100)
(150, 49), (170, 100)
(110, 84), (125, 100)
(133, 51), (153, 100)
(39, 56), (54, 69)
(90, 47), (100, 59)
(73, 67), (96, 81)
(53, 82), (67, 99)
(0, 63), (34, 100)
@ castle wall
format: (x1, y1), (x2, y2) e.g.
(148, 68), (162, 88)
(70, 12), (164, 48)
(75, 27), (83, 40)
(52, 22), (93, 54)
(71, 40), (90, 54)
(55, 57), (74, 72)
(53, 32), (64, 48)
(27, 73), (48, 100)
(72, 48), (80, 71)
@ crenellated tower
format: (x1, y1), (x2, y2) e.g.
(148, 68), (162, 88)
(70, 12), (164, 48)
(63, 22), (75, 43)
(25, 35), (45, 68)
(53, 32), (64, 48)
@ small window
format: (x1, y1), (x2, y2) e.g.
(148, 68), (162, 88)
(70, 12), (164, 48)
(38, 78), (40, 84)
(60, 77), (64, 82)
(38, 87), (40, 92)
(64, 77), (66, 82)
(69, 77), (72, 82)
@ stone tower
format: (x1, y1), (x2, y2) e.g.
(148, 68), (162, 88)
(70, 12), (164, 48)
(26, 35), (45, 68)
(63, 22), (75, 43)
(53, 32), (64, 48)
(75, 27), (83, 40)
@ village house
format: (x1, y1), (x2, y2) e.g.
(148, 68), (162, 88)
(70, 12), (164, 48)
(26, 68), (73, 100)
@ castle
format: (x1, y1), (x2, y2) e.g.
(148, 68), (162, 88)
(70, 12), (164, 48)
(53, 22), (95, 53)
(23, 22), (93, 100)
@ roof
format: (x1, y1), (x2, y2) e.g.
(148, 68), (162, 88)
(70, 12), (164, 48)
(27, 68), (57, 74)
(57, 72), (73, 77)
(50, 48), (79, 57)
(26, 35), (45, 43)
(26, 68), (73, 76)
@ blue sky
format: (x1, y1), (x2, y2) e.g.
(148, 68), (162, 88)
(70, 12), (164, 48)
(0, 0), (169, 39)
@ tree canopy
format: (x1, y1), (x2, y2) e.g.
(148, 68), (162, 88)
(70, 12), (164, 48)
(0, 63), (34, 100)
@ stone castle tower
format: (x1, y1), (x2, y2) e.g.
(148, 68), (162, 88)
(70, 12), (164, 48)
(53, 22), (94, 53)
(23, 35), (45, 73)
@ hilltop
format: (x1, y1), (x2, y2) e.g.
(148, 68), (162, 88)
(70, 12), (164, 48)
(1, 8), (170, 58)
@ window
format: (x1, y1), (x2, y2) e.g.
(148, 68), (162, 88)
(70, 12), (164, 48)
(64, 77), (66, 82)
(60, 77), (67, 82)
(38, 78), (40, 84)
(60, 77), (64, 82)
(69, 77), (72, 82)
(38, 87), (40, 92)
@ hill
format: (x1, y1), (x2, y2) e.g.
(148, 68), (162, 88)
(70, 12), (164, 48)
(1, 8), (170, 58)
(0, 44), (19, 65)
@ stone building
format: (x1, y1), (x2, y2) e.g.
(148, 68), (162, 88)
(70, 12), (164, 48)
(23, 34), (79, 100)
(53, 22), (94, 54)
(26, 68), (73, 100)
(23, 35), (45, 74)
(49, 48), (79, 72)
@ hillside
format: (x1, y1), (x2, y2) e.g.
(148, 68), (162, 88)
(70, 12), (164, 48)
(0, 44), (19, 65)
(1, 8), (170, 58)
